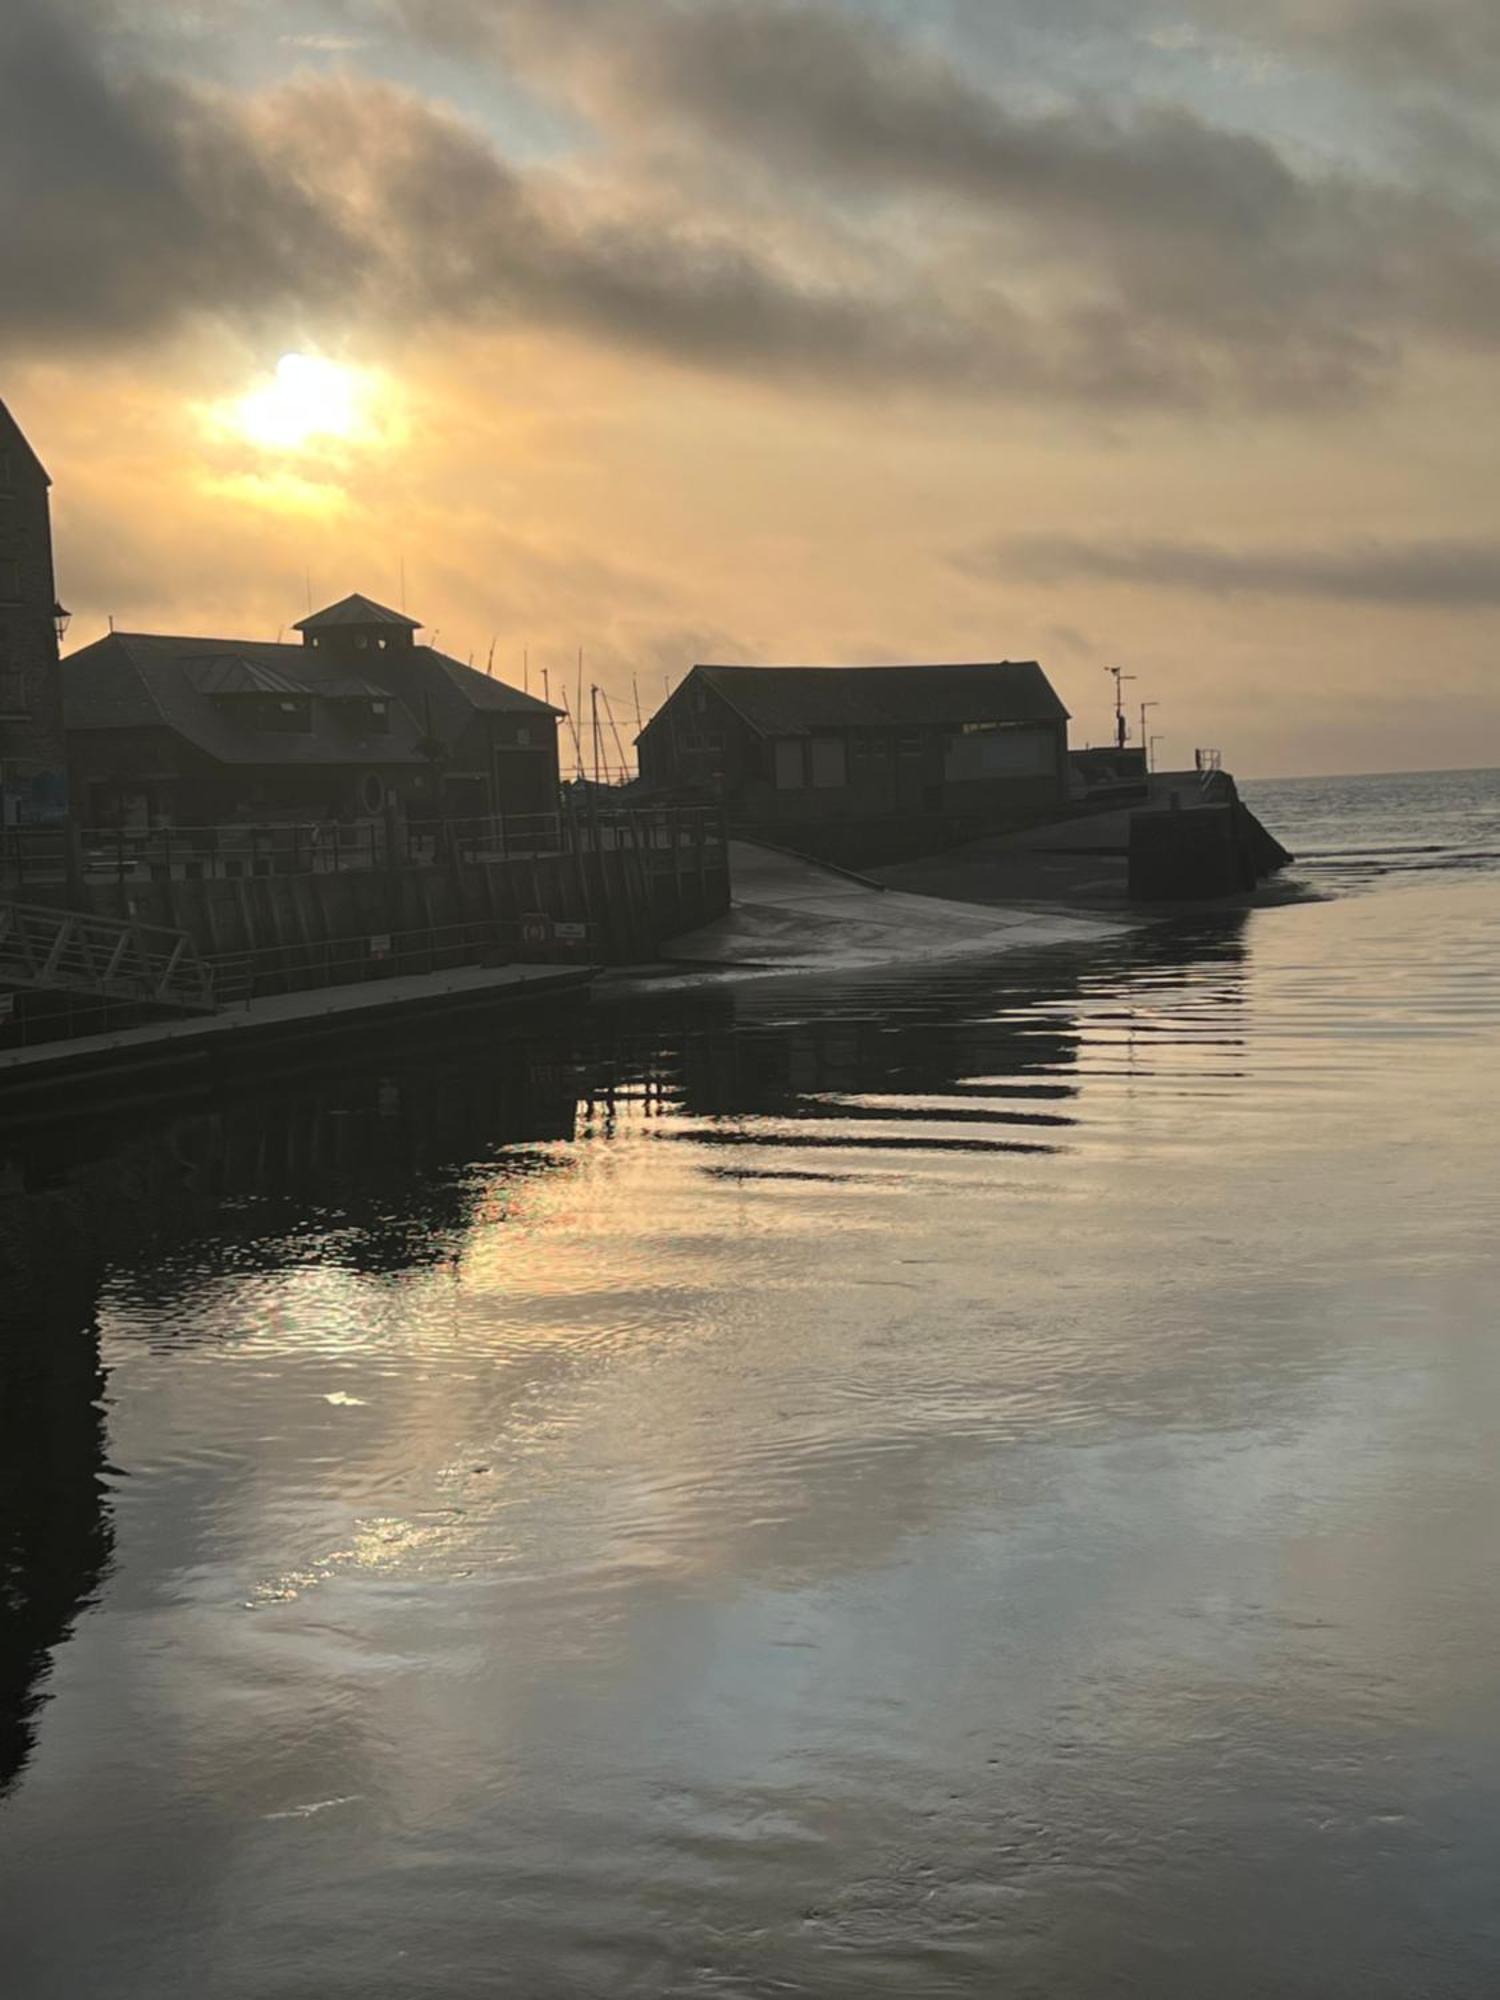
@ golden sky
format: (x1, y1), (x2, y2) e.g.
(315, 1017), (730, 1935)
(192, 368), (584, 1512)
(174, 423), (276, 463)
(4, 0), (1499, 776)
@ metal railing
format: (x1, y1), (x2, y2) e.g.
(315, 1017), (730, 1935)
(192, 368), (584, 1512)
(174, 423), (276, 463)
(0, 900), (215, 1011)
(206, 914), (599, 1007)
(0, 803), (728, 887)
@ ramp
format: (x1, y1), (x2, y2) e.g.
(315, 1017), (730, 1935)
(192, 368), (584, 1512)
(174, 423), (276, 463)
(663, 842), (1124, 974)
(0, 901), (217, 1013)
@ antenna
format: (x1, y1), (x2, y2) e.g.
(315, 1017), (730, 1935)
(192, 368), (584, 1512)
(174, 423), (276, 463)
(522, 646), (529, 694)
(1105, 664), (1136, 752)
(1139, 699), (1160, 771)
(399, 554), (407, 612)
(632, 673), (644, 736)
(542, 666), (550, 706)
(108, 613), (114, 633)
(486, 635), (497, 676)
(305, 570), (312, 616)
(590, 684), (602, 788)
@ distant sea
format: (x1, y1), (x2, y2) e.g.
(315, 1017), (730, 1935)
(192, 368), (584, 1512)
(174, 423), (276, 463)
(1245, 765), (1500, 894)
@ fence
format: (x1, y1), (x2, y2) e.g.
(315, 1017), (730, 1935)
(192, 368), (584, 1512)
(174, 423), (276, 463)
(0, 803), (726, 889)
(0, 912), (600, 1049)
(206, 913), (600, 1007)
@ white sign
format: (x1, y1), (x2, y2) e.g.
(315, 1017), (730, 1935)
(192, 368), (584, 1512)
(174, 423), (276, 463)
(369, 933), (392, 959)
(554, 922), (588, 943)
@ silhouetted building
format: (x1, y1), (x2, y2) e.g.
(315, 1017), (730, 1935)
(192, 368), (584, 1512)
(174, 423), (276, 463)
(64, 593), (560, 828)
(0, 399), (69, 825)
(637, 662), (1070, 835)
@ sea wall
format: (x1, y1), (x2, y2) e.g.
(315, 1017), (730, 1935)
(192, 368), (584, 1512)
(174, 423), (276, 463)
(69, 835), (728, 996)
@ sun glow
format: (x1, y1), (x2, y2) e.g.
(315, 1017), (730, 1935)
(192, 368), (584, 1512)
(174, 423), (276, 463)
(231, 353), (374, 452)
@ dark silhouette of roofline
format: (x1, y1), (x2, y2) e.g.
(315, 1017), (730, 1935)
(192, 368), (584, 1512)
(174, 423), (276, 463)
(0, 396), (51, 486)
(294, 593), (420, 633)
(641, 660), (1070, 741)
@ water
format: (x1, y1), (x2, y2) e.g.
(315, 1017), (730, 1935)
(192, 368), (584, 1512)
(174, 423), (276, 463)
(3, 770), (1499, 1997)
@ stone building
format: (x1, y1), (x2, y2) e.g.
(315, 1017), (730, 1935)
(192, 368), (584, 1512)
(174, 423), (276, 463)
(64, 594), (561, 829)
(0, 398), (69, 825)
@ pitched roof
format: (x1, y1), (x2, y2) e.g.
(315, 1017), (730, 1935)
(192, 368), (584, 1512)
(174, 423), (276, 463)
(294, 593), (420, 632)
(64, 634), (428, 767)
(64, 629), (559, 765)
(672, 661), (1068, 738)
(0, 396), (51, 487)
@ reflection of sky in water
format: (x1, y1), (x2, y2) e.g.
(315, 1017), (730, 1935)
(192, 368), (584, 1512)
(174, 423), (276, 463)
(3, 871), (1500, 1996)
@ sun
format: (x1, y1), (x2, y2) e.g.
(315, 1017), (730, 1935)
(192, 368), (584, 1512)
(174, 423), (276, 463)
(231, 353), (373, 452)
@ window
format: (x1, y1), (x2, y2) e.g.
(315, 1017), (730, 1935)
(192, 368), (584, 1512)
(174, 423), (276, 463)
(944, 726), (1057, 782)
(366, 699), (389, 734)
(773, 738), (804, 789)
(0, 558), (19, 602)
(810, 737), (847, 789)
(515, 724), (531, 746)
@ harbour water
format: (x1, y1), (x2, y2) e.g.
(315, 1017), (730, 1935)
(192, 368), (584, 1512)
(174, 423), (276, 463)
(3, 769), (1500, 1996)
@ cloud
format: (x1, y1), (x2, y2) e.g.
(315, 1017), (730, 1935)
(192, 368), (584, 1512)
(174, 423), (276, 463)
(957, 532), (1500, 608)
(381, 0), (1500, 401)
(0, 0), (358, 345)
(1183, 0), (1500, 100)
(5, 0), (1500, 417)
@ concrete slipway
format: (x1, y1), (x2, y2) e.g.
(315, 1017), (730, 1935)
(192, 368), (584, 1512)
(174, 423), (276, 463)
(648, 842), (1127, 980)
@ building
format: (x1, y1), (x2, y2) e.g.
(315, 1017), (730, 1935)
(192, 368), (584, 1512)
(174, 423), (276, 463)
(64, 594), (560, 829)
(0, 399), (69, 825)
(636, 661), (1070, 834)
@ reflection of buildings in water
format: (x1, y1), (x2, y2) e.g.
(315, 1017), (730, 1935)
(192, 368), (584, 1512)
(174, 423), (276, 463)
(5, 1038), (582, 1301)
(0, 1038), (582, 1794)
(571, 919), (1253, 1139)
(0, 1205), (112, 1799)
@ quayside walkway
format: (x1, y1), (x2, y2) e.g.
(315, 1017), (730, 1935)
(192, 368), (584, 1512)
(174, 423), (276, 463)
(0, 960), (592, 1113)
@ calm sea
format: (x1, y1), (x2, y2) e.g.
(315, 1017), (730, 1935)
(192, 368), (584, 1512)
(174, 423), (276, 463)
(3, 768), (1499, 1998)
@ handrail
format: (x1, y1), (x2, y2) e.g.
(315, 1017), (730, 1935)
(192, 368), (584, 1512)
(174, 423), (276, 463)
(0, 803), (728, 885)
(0, 900), (215, 1011)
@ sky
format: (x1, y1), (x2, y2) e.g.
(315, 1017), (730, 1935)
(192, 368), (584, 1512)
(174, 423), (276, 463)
(3, 0), (1498, 777)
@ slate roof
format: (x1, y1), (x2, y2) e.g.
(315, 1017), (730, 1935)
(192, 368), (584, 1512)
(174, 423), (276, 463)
(665, 661), (1068, 738)
(66, 614), (562, 768)
(66, 634), (423, 767)
(294, 593), (419, 632)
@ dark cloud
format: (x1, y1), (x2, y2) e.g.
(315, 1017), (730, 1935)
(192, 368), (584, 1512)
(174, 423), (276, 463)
(0, 0), (358, 344)
(5, 0), (1500, 416)
(387, 0), (1500, 400)
(957, 533), (1500, 608)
